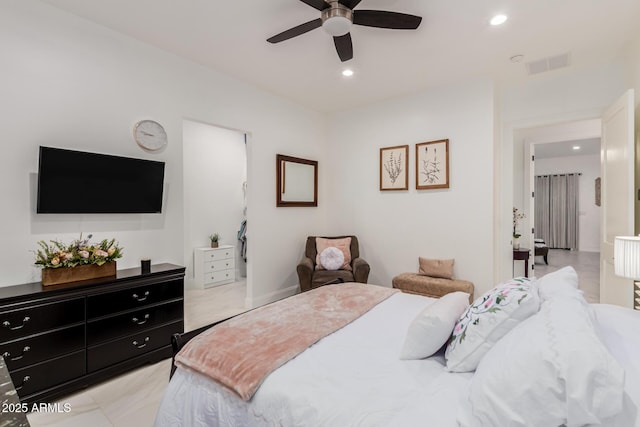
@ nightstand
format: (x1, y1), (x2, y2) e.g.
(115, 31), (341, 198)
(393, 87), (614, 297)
(513, 248), (531, 278)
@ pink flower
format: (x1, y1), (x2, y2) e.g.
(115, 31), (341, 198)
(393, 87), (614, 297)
(63, 253), (73, 260)
(51, 257), (60, 265)
(79, 250), (89, 259)
(484, 298), (494, 308)
(95, 249), (108, 257)
(454, 324), (462, 333)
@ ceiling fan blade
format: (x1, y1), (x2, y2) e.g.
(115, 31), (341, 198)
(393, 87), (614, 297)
(353, 10), (422, 30)
(339, 0), (363, 9)
(299, 0), (330, 11)
(267, 18), (323, 43)
(333, 33), (353, 62)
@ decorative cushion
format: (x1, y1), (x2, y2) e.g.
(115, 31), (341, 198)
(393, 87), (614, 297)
(319, 247), (344, 271)
(418, 257), (454, 279)
(445, 277), (539, 372)
(315, 237), (352, 271)
(399, 291), (470, 360)
(458, 296), (625, 426)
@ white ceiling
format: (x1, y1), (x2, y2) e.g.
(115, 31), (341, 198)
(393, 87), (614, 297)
(41, 0), (640, 113)
(534, 138), (601, 159)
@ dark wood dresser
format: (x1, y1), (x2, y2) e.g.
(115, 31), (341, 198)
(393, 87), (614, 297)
(0, 263), (185, 405)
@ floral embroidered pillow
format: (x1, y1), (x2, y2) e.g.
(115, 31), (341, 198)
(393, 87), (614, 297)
(445, 277), (539, 373)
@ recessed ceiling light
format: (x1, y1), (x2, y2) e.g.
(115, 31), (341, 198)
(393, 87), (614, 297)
(490, 14), (508, 26)
(342, 69), (354, 77)
(573, 146), (581, 150)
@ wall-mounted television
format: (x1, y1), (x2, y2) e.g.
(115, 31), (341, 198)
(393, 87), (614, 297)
(37, 146), (165, 214)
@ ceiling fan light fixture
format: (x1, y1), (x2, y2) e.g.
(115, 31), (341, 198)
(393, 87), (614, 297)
(323, 16), (352, 36)
(322, 3), (353, 37)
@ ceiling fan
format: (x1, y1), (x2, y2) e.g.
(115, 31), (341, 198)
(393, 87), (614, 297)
(267, 0), (422, 62)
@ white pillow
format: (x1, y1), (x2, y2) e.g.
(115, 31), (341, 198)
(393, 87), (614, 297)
(536, 266), (583, 302)
(399, 291), (470, 360)
(319, 247), (344, 271)
(458, 297), (625, 426)
(445, 277), (539, 372)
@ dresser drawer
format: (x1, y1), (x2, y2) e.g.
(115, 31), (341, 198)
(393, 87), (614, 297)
(87, 279), (183, 319)
(0, 298), (84, 343)
(1, 325), (84, 371)
(203, 270), (234, 286)
(203, 248), (233, 262)
(11, 350), (85, 399)
(87, 300), (183, 345)
(202, 258), (235, 274)
(87, 321), (182, 372)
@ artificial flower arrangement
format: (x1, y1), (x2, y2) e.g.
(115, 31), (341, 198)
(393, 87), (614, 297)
(35, 233), (123, 269)
(512, 207), (526, 239)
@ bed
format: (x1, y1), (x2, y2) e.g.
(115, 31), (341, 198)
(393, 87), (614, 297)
(154, 271), (640, 426)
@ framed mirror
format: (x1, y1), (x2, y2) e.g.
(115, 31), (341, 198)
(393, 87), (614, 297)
(276, 154), (318, 207)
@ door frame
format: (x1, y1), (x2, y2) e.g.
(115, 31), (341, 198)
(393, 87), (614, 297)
(498, 109), (603, 282)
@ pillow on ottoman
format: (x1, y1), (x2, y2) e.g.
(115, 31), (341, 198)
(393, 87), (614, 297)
(418, 257), (454, 279)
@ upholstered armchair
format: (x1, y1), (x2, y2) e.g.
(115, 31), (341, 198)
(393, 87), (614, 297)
(297, 235), (370, 292)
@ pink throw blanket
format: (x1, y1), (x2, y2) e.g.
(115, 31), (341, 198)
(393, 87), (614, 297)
(175, 283), (398, 400)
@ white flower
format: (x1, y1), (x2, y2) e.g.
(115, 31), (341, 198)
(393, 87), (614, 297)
(79, 250), (90, 259)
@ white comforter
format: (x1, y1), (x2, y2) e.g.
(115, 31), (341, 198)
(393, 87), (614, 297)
(155, 292), (472, 426)
(155, 295), (640, 427)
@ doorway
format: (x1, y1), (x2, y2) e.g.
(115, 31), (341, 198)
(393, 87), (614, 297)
(513, 119), (601, 302)
(182, 119), (249, 331)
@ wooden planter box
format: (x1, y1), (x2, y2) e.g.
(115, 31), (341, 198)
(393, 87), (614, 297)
(41, 262), (116, 286)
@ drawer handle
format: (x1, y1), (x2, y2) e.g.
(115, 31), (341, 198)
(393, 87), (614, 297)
(132, 291), (150, 302)
(2, 316), (30, 331)
(3, 346), (30, 361)
(14, 375), (30, 391)
(132, 337), (150, 349)
(132, 314), (150, 325)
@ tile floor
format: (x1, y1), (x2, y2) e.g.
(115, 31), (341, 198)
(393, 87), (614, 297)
(532, 248), (600, 303)
(26, 280), (248, 427)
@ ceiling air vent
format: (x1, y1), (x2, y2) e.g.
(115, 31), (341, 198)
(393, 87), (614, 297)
(526, 53), (571, 75)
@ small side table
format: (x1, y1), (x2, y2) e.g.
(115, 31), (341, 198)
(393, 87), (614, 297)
(513, 248), (531, 278)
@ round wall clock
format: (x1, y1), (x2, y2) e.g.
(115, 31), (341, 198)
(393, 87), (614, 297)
(133, 120), (167, 151)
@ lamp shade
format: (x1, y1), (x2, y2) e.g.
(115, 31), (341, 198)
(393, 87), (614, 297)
(614, 236), (640, 279)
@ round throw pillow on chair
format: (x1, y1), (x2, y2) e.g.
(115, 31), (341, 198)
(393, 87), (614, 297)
(319, 247), (344, 271)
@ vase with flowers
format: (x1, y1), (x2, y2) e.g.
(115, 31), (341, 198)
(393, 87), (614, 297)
(513, 207), (526, 249)
(35, 233), (123, 286)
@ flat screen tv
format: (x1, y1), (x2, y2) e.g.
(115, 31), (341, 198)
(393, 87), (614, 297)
(37, 146), (165, 214)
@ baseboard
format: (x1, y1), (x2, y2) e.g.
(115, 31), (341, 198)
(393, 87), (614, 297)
(246, 284), (299, 308)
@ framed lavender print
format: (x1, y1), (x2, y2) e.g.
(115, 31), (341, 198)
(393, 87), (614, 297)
(416, 139), (449, 190)
(380, 145), (409, 191)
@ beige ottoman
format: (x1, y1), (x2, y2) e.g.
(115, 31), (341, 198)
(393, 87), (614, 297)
(392, 273), (474, 303)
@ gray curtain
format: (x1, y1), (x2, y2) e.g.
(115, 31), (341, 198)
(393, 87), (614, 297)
(534, 173), (579, 250)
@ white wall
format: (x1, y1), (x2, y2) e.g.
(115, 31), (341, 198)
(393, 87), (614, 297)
(183, 121), (246, 286)
(326, 79), (495, 297)
(534, 154), (600, 252)
(0, 1), (327, 308)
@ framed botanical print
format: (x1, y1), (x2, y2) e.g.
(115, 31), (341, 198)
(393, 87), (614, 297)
(416, 139), (449, 190)
(380, 145), (409, 191)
